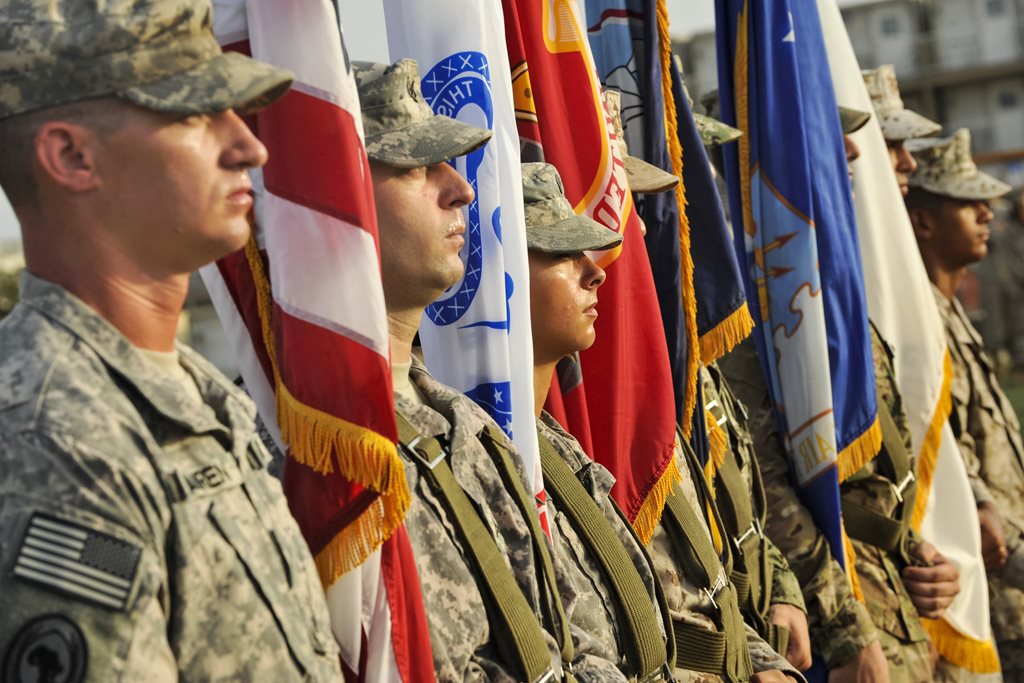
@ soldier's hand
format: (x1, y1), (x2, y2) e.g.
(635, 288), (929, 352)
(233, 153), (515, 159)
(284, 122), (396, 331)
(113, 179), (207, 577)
(977, 501), (1009, 572)
(768, 603), (812, 670)
(901, 541), (960, 618)
(826, 640), (890, 683)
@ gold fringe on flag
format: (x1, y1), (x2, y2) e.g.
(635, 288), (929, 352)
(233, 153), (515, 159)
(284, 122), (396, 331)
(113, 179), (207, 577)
(699, 302), (756, 366)
(841, 528), (865, 603)
(911, 350), (954, 531)
(837, 417), (882, 483)
(702, 412), (728, 554)
(244, 238), (410, 583)
(656, 0), (700, 438)
(922, 618), (1002, 674)
(632, 448), (684, 546)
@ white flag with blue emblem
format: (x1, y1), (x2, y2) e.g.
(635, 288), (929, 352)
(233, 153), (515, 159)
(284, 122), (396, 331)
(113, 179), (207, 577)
(383, 0), (546, 528)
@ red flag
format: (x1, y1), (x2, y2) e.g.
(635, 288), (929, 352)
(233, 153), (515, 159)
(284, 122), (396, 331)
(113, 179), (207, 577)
(204, 1), (434, 681)
(503, 0), (680, 542)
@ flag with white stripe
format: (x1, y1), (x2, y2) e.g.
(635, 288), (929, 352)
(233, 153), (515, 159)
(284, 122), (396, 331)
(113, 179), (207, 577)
(383, 0), (547, 530)
(14, 514), (141, 611)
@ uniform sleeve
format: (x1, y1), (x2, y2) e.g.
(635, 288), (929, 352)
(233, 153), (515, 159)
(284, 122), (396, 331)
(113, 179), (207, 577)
(0, 429), (176, 682)
(744, 623), (806, 681)
(766, 539), (806, 612)
(568, 623), (630, 683)
(948, 339), (997, 507)
(719, 342), (878, 668)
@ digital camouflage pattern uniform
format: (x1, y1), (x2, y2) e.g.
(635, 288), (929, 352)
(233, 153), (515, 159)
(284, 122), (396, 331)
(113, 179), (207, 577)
(840, 326), (933, 682)
(396, 358), (629, 682)
(933, 288), (1024, 676)
(700, 366), (807, 628)
(538, 414), (671, 678)
(0, 274), (341, 681)
(719, 338), (880, 669)
(907, 129), (1022, 678)
(646, 441), (803, 683)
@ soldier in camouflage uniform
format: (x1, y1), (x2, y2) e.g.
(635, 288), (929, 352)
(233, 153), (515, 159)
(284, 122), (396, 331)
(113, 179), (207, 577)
(905, 128), (1024, 679)
(700, 365), (812, 672)
(722, 103), (964, 683)
(606, 99), (802, 683)
(522, 160), (673, 682)
(0, 0), (346, 680)
(357, 59), (630, 682)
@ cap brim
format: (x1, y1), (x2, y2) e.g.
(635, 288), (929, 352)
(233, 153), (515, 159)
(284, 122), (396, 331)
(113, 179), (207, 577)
(839, 107), (871, 135)
(526, 215), (623, 254)
(918, 171), (1013, 201)
(365, 115), (492, 168)
(878, 109), (941, 141)
(694, 113), (743, 146)
(624, 155), (679, 194)
(121, 51), (294, 116)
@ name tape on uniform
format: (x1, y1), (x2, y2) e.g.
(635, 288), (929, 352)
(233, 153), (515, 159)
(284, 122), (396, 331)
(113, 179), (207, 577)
(13, 513), (142, 611)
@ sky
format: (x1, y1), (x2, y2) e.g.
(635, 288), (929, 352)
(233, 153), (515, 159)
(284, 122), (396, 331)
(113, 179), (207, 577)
(0, 0), (863, 245)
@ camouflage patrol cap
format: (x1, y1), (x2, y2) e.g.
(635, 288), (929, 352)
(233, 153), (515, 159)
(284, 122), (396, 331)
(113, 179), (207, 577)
(522, 162), (622, 254)
(907, 128), (1011, 201)
(695, 90), (742, 146)
(0, 0), (294, 120)
(604, 89), (678, 194)
(862, 65), (941, 141)
(353, 59), (492, 168)
(839, 106), (871, 135)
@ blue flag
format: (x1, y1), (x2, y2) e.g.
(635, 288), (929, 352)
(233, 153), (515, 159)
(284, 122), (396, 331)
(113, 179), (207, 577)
(714, 0), (880, 579)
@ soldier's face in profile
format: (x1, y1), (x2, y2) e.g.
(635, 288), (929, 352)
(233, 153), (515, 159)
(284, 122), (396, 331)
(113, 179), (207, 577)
(96, 105), (266, 272)
(931, 197), (994, 266)
(886, 141), (917, 196)
(528, 249), (605, 366)
(371, 160), (474, 311)
(843, 134), (860, 187)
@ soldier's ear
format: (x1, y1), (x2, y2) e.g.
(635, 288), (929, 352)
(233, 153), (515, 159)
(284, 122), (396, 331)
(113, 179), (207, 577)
(907, 206), (936, 241)
(34, 120), (102, 194)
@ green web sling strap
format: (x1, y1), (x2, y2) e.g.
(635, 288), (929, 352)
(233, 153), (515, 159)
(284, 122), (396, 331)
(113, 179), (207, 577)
(536, 431), (671, 683)
(396, 411), (571, 683)
(660, 439), (754, 683)
(840, 387), (918, 558)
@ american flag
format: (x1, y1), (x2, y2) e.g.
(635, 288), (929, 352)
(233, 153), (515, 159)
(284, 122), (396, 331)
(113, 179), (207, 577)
(13, 514), (141, 611)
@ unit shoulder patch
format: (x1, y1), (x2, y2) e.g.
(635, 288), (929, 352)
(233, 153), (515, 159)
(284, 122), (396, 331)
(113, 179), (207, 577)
(3, 614), (87, 683)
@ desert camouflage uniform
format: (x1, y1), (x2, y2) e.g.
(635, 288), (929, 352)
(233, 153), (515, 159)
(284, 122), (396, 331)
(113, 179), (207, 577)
(396, 358), (628, 682)
(0, 273), (341, 681)
(538, 413), (671, 678)
(646, 442), (803, 683)
(700, 366), (806, 620)
(719, 338), (879, 669)
(837, 325), (932, 682)
(934, 286), (1024, 676)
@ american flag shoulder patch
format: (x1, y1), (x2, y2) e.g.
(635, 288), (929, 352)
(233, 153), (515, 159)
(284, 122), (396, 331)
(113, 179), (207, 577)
(12, 513), (142, 611)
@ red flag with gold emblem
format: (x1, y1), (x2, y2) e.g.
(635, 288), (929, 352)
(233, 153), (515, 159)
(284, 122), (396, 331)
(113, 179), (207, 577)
(503, 0), (680, 542)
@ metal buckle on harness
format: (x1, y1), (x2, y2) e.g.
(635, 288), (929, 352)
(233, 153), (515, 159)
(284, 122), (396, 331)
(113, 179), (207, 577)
(702, 574), (728, 610)
(402, 435), (446, 470)
(534, 668), (556, 683)
(735, 518), (763, 546)
(891, 471), (916, 504)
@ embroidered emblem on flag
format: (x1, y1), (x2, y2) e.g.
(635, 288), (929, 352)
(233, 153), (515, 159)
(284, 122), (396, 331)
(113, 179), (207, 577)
(12, 514), (141, 611)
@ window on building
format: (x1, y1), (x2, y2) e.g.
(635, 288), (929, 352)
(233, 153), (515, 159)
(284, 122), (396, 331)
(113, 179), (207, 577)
(998, 90), (1018, 109)
(880, 15), (900, 36)
(987, 0), (1006, 16)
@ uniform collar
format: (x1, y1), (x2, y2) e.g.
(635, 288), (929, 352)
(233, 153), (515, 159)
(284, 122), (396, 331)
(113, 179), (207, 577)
(405, 356), (490, 456)
(18, 271), (255, 442)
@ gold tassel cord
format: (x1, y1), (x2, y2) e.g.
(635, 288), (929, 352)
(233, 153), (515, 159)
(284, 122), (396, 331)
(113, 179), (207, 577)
(632, 452), (684, 546)
(244, 237), (410, 581)
(841, 528), (865, 603)
(910, 350), (953, 531)
(922, 618), (1002, 674)
(656, 0), (700, 439)
(699, 303), (756, 366)
(703, 410), (728, 553)
(837, 417), (882, 483)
